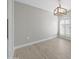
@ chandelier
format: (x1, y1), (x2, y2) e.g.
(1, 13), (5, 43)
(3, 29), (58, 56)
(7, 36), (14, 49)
(54, 0), (67, 16)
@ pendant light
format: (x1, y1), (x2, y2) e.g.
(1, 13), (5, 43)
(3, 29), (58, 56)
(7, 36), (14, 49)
(54, 0), (67, 16)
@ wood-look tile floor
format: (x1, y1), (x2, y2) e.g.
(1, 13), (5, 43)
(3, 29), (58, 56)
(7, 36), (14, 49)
(14, 38), (71, 59)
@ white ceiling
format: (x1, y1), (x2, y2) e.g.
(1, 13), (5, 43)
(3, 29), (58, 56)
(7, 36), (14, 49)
(15, 0), (71, 12)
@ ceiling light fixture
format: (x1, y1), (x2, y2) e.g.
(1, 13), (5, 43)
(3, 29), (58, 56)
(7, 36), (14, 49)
(54, 0), (67, 16)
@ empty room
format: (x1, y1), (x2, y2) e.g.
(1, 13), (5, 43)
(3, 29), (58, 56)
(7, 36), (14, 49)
(13, 0), (71, 59)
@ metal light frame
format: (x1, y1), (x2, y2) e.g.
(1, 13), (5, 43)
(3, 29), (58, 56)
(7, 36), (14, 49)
(54, 0), (67, 37)
(54, 0), (67, 16)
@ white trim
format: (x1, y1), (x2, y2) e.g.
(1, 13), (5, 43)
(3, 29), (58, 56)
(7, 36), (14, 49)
(59, 35), (71, 40)
(8, 0), (14, 59)
(14, 1), (52, 13)
(14, 35), (57, 50)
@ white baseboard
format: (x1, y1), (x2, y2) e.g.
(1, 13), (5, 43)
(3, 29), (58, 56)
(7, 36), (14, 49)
(14, 35), (57, 50)
(59, 35), (71, 40)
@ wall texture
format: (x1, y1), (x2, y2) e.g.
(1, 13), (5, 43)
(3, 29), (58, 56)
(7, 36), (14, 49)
(14, 2), (58, 47)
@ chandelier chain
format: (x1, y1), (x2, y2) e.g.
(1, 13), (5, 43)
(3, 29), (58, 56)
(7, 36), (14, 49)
(58, 0), (61, 7)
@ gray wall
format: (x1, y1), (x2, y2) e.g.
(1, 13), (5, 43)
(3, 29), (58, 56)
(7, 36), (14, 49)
(14, 2), (58, 47)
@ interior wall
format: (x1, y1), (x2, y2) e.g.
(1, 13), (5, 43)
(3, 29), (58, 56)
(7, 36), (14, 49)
(14, 1), (58, 47)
